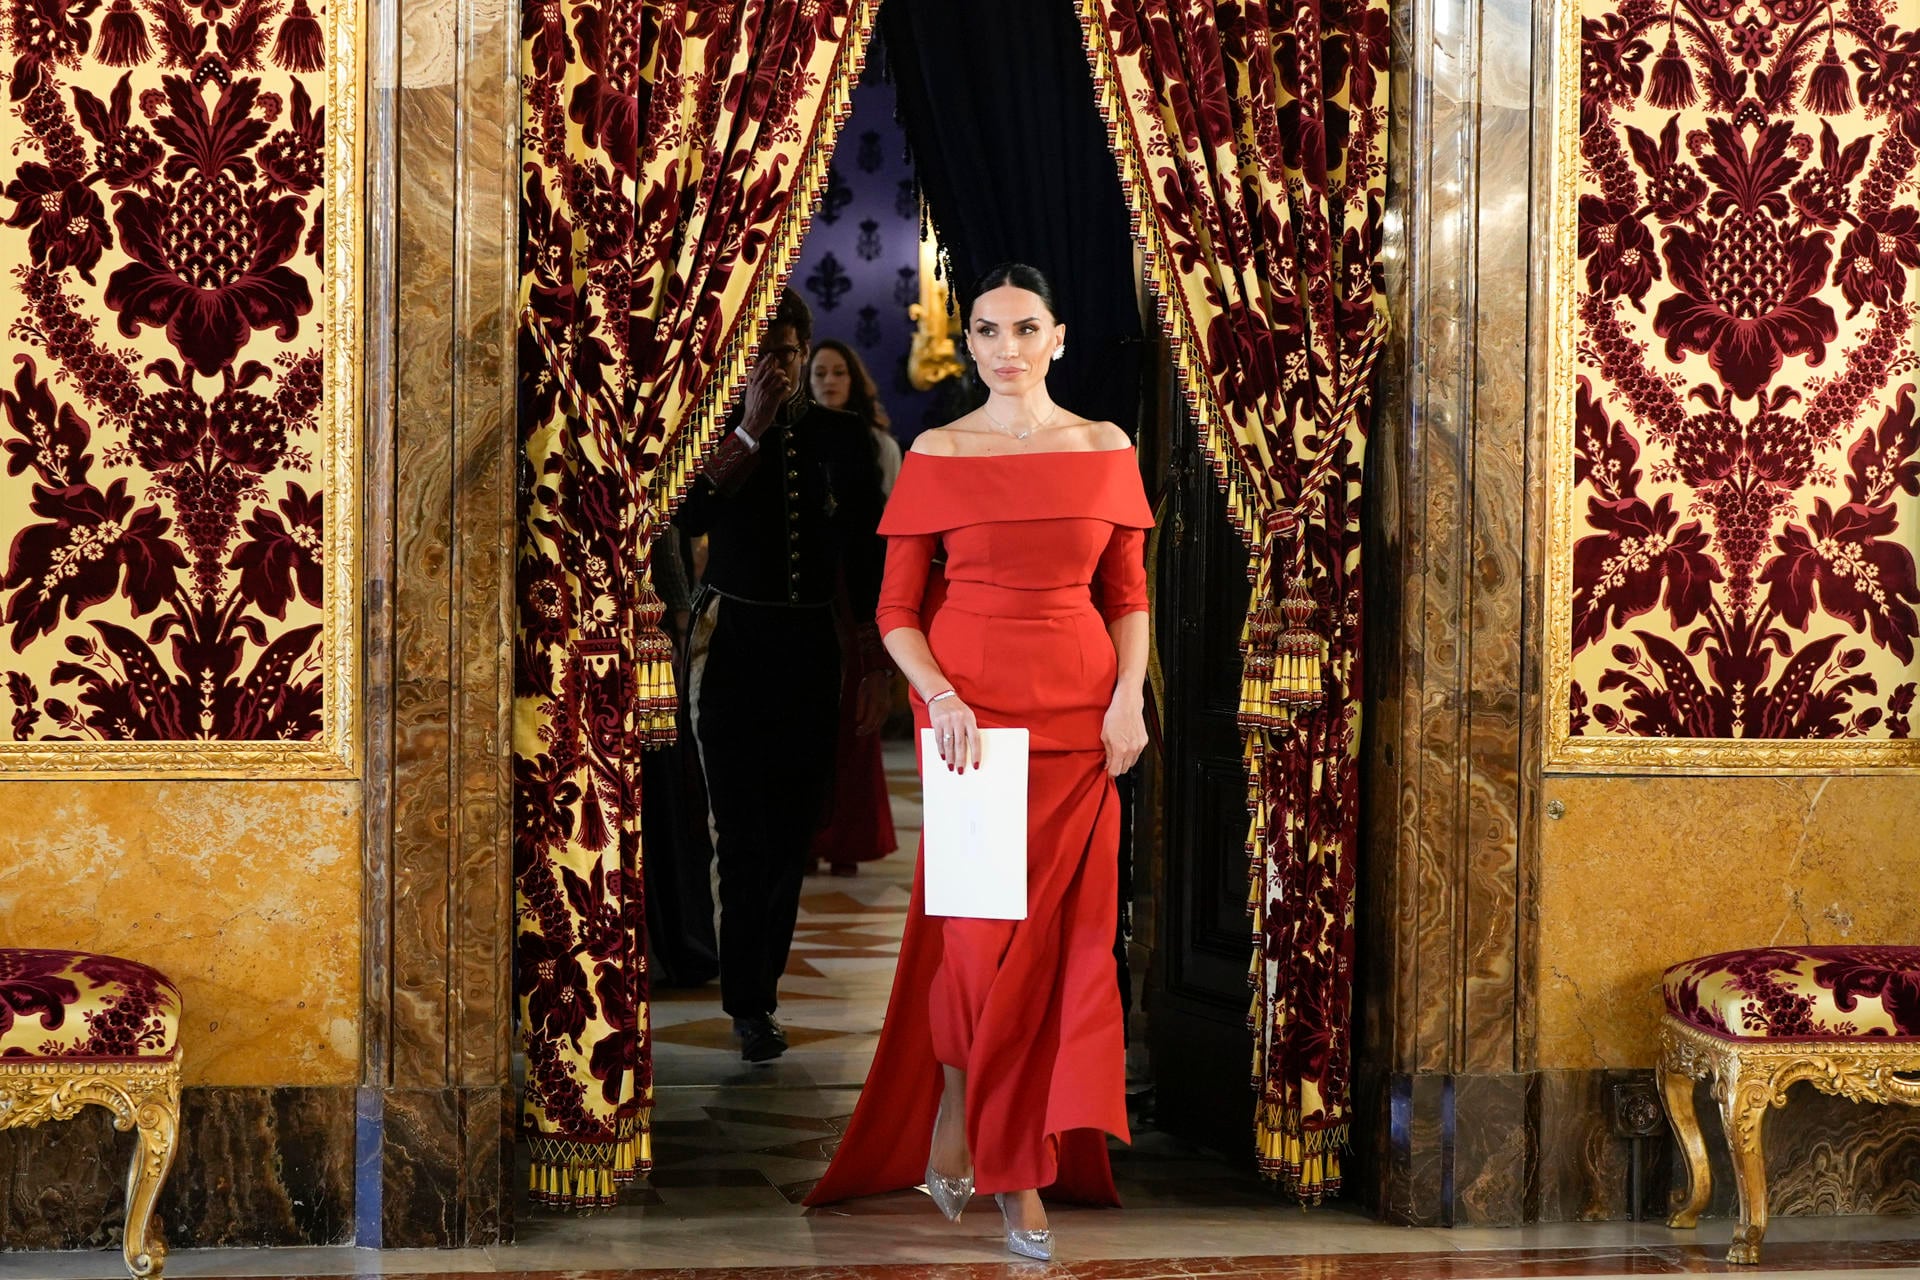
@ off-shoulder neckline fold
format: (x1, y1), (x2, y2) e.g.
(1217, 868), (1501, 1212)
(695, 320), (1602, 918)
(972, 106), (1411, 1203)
(906, 445), (1137, 460)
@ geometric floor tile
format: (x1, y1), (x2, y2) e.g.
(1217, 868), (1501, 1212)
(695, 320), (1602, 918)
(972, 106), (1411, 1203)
(650, 1017), (861, 1052)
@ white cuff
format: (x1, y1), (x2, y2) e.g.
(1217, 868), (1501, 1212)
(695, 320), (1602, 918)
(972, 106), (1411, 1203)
(734, 425), (760, 452)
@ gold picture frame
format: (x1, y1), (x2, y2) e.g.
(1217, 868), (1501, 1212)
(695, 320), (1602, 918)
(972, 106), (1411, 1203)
(0, 0), (364, 779)
(1543, 0), (1920, 773)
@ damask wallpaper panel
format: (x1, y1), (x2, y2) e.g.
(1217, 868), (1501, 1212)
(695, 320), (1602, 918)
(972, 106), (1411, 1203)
(1547, 0), (1920, 768)
(0, 0), (363, 776)
(790, 46), (943, 439)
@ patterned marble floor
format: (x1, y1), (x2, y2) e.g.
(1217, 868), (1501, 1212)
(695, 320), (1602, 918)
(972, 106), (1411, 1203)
(6, 745), (1919, 1277)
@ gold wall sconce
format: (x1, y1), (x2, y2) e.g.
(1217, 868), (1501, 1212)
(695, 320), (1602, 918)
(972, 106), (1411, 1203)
(907, 230), (966, 391)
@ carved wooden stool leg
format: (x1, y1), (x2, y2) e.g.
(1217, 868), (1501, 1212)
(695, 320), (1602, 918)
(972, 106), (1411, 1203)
(1715, 1057), (1771, 1266)
(121, 1074), (180, 1279)
(1660, 1064), (1711, 1229)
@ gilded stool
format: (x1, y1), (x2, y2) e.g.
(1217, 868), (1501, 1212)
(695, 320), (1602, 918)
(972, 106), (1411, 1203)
(0, 948), (183, 1278)
(1658, 946), (1920, 1265)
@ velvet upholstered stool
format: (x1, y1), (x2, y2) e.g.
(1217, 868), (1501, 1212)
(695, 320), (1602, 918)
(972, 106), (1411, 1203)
(0, 949), (182, 1278)
(1658, 946), (1920, 1265)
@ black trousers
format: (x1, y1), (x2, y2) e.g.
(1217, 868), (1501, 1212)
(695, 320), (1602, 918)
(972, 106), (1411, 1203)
(640, 717), (718, 988)
(690, 593), (842, 1020)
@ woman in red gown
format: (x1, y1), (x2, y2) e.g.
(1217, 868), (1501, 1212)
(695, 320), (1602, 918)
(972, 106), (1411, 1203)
(804, 265), (1151, 1261)
(806, 340), (901, 876)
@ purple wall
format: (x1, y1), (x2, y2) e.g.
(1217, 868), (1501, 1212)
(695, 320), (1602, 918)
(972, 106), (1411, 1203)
(794, 57), (945, 440)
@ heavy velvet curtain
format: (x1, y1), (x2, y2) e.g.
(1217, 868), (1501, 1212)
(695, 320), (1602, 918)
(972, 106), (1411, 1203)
(878, 1), (1145, 431)
(514, 0), (876, 1207)
(1078, 1), (1389, 1201)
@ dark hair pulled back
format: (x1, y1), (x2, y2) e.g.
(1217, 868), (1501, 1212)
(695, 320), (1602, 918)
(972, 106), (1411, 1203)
(968, 262), (1060, 323)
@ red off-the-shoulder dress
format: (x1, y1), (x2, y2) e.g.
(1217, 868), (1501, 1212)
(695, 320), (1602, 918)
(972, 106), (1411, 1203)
(804, 446), (1153, 1206)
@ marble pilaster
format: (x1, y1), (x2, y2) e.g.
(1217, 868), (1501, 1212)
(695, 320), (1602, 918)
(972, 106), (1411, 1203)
(355, 0), (519, 1244)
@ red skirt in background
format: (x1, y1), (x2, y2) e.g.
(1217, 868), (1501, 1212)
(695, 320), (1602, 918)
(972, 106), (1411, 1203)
(809, 655), (898, 866)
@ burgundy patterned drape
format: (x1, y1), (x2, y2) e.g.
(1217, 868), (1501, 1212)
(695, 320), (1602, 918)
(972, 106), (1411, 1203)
(515, 0), (874, 1207)
(1079, 0), (1389, 1200)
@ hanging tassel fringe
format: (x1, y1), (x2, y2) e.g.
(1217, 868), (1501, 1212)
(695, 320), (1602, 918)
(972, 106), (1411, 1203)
(527, 1106), (651, 1208)
(633, 569), (678, 746)
(1273, 573), (1327, 713)
(1254, 1102), (1347, 1204)
(1237, 532), (1326, 732)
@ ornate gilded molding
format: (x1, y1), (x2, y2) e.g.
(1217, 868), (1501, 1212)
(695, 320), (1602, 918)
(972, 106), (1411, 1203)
(0, 1058), (181, 1277)
(1658, 1016), (1920, 1264)
(1543, 0), (1920, 774)
(0, 0), (364, 779)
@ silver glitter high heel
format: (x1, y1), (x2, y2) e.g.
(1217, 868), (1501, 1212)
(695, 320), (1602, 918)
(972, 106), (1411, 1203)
(995, 1192), (1054, 1261)
(923, 1100), (973, 1222)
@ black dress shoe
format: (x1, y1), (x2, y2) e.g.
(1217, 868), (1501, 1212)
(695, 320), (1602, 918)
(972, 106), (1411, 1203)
(733, 1015), (787, 1062)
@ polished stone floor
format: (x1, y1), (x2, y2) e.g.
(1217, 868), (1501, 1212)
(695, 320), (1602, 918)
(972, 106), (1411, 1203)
(6, 746), (1919, 1278)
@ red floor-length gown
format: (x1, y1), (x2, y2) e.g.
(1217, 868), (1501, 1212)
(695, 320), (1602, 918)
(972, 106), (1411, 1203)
(805, 446), (1153, 1206)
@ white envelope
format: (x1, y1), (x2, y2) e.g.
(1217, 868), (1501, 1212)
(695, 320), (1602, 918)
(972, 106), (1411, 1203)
(919, 727), (1029, 920)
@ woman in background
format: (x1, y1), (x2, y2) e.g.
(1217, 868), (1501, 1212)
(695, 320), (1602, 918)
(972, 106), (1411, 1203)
(812, 339), (904, 493)
(807, 340), (903, 876)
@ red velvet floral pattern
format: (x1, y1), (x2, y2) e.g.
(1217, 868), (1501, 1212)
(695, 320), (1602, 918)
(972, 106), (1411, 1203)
(515, 0), (872, 1207)
(1665, 946), (1920, 1039)
(1081, 0), (1388, 1202)
(1569, 0), (1920, 744)
(0, 0), (332, 750)
(0, 948), (180, 1060)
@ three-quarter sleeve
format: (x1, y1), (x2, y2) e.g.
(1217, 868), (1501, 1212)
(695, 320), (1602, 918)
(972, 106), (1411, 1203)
(876, 533), (937, 638)
(1092, 525), (1148, 623)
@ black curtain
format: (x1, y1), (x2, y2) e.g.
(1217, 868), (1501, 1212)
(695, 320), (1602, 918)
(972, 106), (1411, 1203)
(880, 0), (1145, 433)
(880, 0), (1147, 1047)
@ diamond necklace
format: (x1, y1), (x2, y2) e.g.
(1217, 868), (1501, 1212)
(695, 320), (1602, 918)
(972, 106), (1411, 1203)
(981, 400), (1059, 441)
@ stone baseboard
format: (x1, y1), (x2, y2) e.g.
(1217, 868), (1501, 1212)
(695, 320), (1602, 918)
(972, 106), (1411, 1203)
(0, 1085), (354, 1251)
(359, 1085), (515, 1247)
(1361, 1068), (1920, 1227)
(0, 1084), (515, 1252)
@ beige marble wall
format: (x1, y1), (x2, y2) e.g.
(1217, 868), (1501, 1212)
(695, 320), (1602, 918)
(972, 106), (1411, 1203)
(0, 781), (361, 1086)
(1535, 774), (1920, 1069)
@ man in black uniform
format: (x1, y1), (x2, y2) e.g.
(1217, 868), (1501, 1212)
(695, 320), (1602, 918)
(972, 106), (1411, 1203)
(676, 289), (888, 1062)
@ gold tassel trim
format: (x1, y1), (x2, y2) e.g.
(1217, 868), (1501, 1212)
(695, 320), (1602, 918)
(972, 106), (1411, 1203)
(1237, 531), (1326, 732)
(653, 3), (882, 519)
(528, 1159), (620, 1208)
(1272, 573), (1327, 714)
(633, 569), (678, 747)
(616, 1106), (652, 1180)
(526, 1107), (652, 1209)
(1253, 1106), (1347, 1203)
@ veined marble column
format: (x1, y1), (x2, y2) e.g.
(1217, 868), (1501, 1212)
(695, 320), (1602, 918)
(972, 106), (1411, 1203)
(356, 0), (520, 1246)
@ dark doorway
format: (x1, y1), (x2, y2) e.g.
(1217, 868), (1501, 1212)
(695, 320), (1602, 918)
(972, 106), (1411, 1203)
(1147, 408), (1259, 1159)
